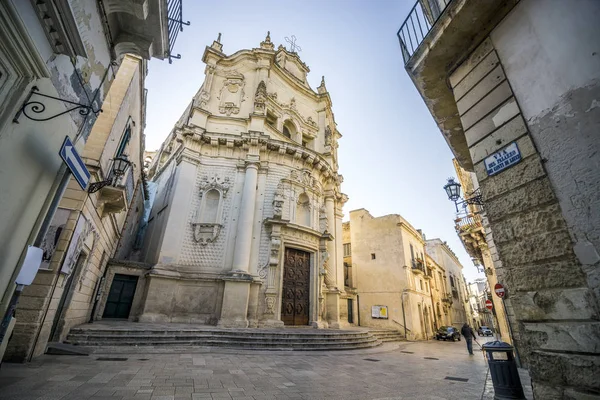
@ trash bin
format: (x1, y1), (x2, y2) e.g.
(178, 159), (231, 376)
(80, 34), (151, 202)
(482, 341), (525, 400)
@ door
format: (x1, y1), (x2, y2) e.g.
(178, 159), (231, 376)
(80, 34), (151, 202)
(102, 274), (138, 319)
(281, 248), (310, 325)
(347, 299), (354, 323)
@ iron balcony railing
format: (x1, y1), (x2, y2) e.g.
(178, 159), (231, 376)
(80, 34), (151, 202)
(455, 213), (483, 234)
(167, 0), (190, 63)
(397, 0), (453, 64)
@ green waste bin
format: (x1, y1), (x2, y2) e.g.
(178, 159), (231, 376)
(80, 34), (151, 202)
(482, 341), (525, 400)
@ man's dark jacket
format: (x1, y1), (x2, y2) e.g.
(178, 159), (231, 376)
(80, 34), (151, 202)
(461, 325), (475, 339)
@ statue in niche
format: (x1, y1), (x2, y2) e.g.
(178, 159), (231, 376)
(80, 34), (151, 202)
(324, 126), (332, 147)
(254, 80), (267, 114)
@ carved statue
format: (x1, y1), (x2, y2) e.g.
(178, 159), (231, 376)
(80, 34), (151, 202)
(254, 80), (267, 114)
(324, 126), (332, 146)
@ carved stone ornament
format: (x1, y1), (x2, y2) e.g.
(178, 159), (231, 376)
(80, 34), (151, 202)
(265, 296), (276, 314)
(218, 71), (245, 116)
(199, 176), (231, 195)
(254, 80), (267, 115)
(192, 223), (222, 245)
(324, 126), (332, 146)
(290, 169), (321, 192)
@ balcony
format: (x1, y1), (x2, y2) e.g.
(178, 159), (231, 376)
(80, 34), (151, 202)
(411, 259), (426, 274)
(397, 0), (519, 170)
(455, 213), (486, 263)
(102, 0), (189, 61)
(397, 0), (452, 64)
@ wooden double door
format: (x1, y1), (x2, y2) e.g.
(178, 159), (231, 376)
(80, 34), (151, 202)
(103, 274), (138, 319)
(281, 248), (311, 325)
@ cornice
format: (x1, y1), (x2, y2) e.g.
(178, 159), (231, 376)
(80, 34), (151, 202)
(397, 221), (425, 245)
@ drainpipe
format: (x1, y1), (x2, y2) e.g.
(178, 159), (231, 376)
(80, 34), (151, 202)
(401, 291), (407, 339)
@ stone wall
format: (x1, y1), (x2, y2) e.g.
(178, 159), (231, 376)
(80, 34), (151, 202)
(448, 29), (598, 397)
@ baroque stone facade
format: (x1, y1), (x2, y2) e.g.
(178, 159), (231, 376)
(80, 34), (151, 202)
(133, 34), (348, 328)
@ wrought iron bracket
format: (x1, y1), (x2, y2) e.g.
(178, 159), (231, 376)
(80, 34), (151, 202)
(88, 179), (113, 193)
(453, 189), (484, 212)
(13, 86), (102, 124)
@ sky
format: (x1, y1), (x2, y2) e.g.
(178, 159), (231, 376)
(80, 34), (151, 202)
(144, 0), (484, 282)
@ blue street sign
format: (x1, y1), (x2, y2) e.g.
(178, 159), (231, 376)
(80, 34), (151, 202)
(484, 142), (522, 176)
(59, 136), (90, 190)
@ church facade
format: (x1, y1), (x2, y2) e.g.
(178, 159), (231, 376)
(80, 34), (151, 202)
(136, 34), (349, 328)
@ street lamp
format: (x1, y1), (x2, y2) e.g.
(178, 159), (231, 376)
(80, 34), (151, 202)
(443, 177), (484, 212)
(88, 155), (132, 193)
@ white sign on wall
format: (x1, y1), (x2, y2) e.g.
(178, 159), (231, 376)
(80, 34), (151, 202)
(371, 305), (389, 319)
(484, 142), (522, 176)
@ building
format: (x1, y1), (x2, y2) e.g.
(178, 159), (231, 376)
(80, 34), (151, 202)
(0, 0), (187, 360)
(5, 54), (148, 362)
(453, 159), (511, 342)
(399, 0), (599, 396)
(347, 209), (434, 340)
(425, 253), (451, 330)
(110, 33), (348, 329)
(425, 239), (468, 328)
(341, 222), (357, 325)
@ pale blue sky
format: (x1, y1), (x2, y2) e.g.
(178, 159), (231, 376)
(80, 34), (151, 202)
(144, 0), (484, 282)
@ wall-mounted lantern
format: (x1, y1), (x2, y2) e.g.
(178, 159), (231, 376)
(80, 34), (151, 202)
(443, 177), (484, 212)
(88, 155), (131, 193)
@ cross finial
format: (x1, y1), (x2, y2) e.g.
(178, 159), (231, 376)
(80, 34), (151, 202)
(217, 32), (222, 42)
(266, 31), (271, 42)
(285, 35), (302, 53)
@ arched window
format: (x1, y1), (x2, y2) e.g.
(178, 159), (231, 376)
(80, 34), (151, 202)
(283, 125), (291, 138)
(202, 189), (220, 223)
(283, 120), (296, 140)
(296, 192), (311, 227)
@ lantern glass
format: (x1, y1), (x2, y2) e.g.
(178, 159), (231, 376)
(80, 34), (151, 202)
(112, 155), (131, 176)
(443, 178), (461, 202)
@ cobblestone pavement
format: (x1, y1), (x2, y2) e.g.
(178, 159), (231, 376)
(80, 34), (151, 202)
(0, 338), (532, 400)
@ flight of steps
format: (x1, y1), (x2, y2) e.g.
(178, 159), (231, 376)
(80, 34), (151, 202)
(65, 325), (382, 353)
(368, 329), (405, 342)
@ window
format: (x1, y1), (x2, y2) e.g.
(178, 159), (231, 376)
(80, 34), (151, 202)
(116, 124), (132, 157)
(410, 244), (415, 261)
(371, 253), (376, 260)
(425, 282), (429, 292)
(419, 280), (423, 290)
(344, 262), (352, 287)
(343, 243), (351, 257)
(450, 275), (455, 288)
(266, 110), (278, 127)
(283, 125), (291, 138)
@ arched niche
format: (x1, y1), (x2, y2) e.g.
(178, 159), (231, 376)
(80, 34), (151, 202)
(296, 192), (311, 227)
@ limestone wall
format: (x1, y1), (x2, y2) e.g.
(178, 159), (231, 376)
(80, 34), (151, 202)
(448, 8), (599, 393)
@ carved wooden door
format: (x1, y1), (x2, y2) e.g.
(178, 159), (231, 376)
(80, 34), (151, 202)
(281, 248), (310, 325)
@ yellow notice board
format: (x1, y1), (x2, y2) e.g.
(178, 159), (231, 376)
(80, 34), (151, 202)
(371, 305), (388, 319)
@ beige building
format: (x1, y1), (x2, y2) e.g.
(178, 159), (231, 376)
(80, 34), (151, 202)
(347, 209), (434, 340)
(114, 34), (349, 329)
(426, 254), (451, 330)
(5, 55), (148, 361)
(400, 0), (600, 395)
(425, 239), (469, 328)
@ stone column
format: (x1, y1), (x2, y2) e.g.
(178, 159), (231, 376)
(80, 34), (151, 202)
(324, 191), (340, 328)
(218, 156), (259, 328)
(231, 159), (259, 273)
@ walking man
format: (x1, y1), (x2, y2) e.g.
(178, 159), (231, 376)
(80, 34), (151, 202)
(461, 322), (476, 355)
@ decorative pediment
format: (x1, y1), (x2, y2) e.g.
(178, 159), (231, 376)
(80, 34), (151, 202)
(275, 46), (310, 85)
(199, 175), (231, 195)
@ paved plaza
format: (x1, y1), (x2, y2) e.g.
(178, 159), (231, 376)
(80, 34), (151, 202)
(0, 338), (531, 400)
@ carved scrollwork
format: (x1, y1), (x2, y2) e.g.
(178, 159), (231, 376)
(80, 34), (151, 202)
(218, 71), (245, 116)
(199, 176), (231, 195)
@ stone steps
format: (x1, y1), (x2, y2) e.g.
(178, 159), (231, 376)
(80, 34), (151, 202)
(65, 326), (382, 352)
(368, 329), (405, 342)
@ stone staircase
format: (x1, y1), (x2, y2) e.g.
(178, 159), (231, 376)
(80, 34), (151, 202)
(368, 329), (405, 342)
(65, 323), (382, 353)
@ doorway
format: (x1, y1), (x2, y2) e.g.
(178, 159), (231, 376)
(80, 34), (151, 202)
(281, 248), (310, 325)
(347, 299), (354, 323)
(102, 274), (138, 319)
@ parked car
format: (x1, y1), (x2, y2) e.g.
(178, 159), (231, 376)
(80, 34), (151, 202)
(435, 326), (461, 341)
(478, 326), (493, 336)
